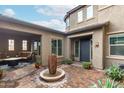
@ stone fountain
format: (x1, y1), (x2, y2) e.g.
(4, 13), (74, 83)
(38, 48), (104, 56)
(40, 55), (65, 82)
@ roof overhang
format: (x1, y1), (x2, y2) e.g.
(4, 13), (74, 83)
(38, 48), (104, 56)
(66, 21), (109, 35)
(0, 14), (65, 35)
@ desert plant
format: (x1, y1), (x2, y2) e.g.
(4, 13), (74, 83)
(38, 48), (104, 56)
(61, 59), (73, 65)
(82, 62), (92, 69)
(91, 78), (121, 88)
(106, 65), (124, 81)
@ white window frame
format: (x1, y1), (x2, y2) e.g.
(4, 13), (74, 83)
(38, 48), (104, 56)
(22, 40), (27, 51)
(34, 41), (38, 50)
(77, 10), (83, 23)
(66, 18), (69, 27)
(8, 39), (14, 51)
(109, 34), (124, 56)
(51, 39), (63, 57)
(74, 40), (80, 58)
(86, 5), (93, 19)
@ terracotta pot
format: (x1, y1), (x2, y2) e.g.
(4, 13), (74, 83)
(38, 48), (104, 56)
(0, 71), (3, 78)
(35, 64), (40, 69)
(48, 55), (57, 74)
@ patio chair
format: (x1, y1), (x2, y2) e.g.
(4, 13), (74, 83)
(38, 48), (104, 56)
(18, 51), (36, 63)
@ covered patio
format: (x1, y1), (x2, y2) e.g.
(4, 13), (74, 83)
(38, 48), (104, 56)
(0, 28), (41, 66)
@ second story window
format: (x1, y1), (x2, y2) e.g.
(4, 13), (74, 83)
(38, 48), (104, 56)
(66, 18), (69, 27)
(86, 5), (93, 19)
(77, 10), (83, 23)
(8, 39), (14, 51)
(22, 40), (27, 51)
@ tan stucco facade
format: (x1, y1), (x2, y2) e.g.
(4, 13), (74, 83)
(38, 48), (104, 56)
(65, 5), (124, 69)
(1, 5), (124, 69)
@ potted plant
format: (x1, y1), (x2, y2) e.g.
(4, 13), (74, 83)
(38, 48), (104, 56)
(0, 69), (3, 78)
(35, 56), (42, 69)
(82, 62), (92, 69)
(35, 61), (42, 69)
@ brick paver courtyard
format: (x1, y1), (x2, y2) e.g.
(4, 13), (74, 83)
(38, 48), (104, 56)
(0, 63), (106, 88)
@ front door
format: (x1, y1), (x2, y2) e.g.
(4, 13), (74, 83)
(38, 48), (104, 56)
(80, 39), (90, 61)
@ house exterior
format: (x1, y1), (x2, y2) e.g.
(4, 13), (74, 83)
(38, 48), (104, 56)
(64, 5), (124, 69)
(0, 5), (124, 69)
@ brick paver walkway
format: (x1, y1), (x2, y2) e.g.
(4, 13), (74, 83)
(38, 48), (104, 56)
(0, 64), (106, 88)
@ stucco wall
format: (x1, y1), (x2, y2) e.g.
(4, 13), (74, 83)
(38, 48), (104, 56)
(66, 5), (98, 31)
(92, 28), (104, 69)
(98, 5), (124, 68)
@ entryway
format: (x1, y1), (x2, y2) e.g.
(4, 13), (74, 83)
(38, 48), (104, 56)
(74, 35), (92, 62)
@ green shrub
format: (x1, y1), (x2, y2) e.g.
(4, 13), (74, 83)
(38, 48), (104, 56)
(70, 55), (75, 61)
(106, 65), (124, 81)
(82, 62), (92, 69)
(61, 59), (73, 65)
(91, 78), (121, 88)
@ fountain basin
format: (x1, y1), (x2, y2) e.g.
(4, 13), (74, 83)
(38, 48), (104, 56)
(40, 68), (65, 82)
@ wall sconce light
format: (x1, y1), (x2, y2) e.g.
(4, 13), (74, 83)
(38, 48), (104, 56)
(95, 42), (99, 48)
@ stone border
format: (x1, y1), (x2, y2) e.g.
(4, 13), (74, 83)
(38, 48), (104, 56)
(40, 69), (65, 82)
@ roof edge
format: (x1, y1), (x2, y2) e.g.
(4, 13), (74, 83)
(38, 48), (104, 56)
(66, 21), (109, 35)
(64, 5), (85, 22)
(0, 14), (65, 35)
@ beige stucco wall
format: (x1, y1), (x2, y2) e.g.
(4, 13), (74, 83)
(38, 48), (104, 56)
(98, 5), (124, 68)
(66, 5), (98, 31)
(66, 5), (124, 69)
(0, 21), (65, 66)
(92, 28), (104, 69)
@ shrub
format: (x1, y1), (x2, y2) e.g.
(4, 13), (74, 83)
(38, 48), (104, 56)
(82, 62), (92, 69)
(61, 59), (73, 65)
(70, 55), (75, 61)
(106, 65), (124, 81)
(91, 78), (121, 88)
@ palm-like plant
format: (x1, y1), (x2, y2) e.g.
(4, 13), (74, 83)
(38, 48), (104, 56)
(92, 78), (121, 88)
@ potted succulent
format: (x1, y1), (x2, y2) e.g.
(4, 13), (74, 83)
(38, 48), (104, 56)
(0, 69), (3, 78)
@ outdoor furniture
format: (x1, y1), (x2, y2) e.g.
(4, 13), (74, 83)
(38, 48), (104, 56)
(3, 57), (22, 67)
(0, 53), (7, 65)
(18, 51), (36, 63)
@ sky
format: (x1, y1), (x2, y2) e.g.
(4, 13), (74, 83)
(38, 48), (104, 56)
(0, 5), (76, 32)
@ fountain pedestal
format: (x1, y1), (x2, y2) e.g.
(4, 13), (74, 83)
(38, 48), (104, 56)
(40, 55), (65, 82)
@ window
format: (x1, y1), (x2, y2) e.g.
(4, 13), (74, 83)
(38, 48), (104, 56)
(22, 40), (27, 51)
(34, 41), (38, 50)
(66, 18), (69, 27)
(77, 10), (83, 23)
(86, 5), (93, 19)
(74, 41), (80, 57)
(8, 39), (14, 51)
(58, 40), (62, 56)
(109, 34), (124, 56)
(51, 39), (63, 56)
